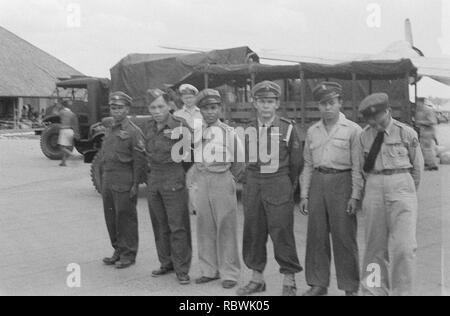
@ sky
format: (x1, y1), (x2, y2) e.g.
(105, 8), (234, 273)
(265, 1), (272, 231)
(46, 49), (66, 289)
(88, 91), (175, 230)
(1, 0), (450, 97)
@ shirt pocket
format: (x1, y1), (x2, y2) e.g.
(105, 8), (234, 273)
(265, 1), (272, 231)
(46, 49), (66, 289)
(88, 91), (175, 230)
(115, 136), (133, 163)
(383, 141), (410, 168)
(162, 180), (186, 192)
(330, 138), (351, 165)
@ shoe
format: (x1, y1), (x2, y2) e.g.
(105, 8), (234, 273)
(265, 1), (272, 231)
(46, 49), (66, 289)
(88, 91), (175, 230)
(59, 163), (67, 167)
(115, 259), (135, 269)
(103, 254), (120, 266)
(282, 285), (297, 296)
(222, 280), (238, 289)
(152, 267), (175, 278)
(177, 273), (191, 285)
(345, 291), (358, 296)
(196, 276), (220, 284)
(237, 281), (266, 296)
(302, 286), (328, 297)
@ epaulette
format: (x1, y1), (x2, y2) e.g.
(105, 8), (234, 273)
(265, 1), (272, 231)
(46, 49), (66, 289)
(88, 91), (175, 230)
(280, 117), (295, 125)
(218, 121), (234, 133)
(128, 120), (145, 137)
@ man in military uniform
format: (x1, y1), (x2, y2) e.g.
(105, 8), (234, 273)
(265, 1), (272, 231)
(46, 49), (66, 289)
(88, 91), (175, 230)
(359, 93), (424, 296)
(101, 92), (146, 269)
(238, 81), (303, 296)
(192, 89), (244, 290)
(174, 84), (204, 215)
(300, 82), (363, 296)
(144, 91), (193, 285)
(174, 84), (203, 129)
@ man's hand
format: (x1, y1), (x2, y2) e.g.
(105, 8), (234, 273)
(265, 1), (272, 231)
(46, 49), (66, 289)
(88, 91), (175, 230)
(346, 198), (360, 216)
(299, 198), (309, 216)
(130, 184), (138, 199)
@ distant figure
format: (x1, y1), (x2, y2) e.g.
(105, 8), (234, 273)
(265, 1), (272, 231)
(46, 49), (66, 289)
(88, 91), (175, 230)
(57, 100), (79, 167)
(416, 99), (439, 171)
(22, 104), (29, 120)
(421, 126), (439, 171)
(39, 109), (46, 124)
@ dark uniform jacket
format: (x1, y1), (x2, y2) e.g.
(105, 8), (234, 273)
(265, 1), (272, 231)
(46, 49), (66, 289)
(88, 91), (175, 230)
(101, 117), (146, 189)
(142, 115), (192, 171)
(245, 116), (304, 185)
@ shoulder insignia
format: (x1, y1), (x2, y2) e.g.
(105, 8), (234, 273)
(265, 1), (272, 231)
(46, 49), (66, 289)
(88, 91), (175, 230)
(280, 117), (295, 125)
(218, 121), (233, 132)
(118, 130), (130, 139)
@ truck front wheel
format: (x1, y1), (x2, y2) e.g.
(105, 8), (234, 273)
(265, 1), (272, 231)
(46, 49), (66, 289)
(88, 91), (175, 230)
(40, 124), (73, 160)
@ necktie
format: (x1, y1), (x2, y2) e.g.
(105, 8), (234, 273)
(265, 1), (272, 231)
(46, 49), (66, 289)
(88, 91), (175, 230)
(363, 131), (385, 173)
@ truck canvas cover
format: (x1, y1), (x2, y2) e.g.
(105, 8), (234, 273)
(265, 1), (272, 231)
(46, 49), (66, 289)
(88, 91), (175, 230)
(175, 59), (417, 88)
(110, 46), (258, 107)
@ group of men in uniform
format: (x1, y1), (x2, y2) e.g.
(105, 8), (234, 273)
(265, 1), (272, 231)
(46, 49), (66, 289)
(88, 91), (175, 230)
(98, 79), (423, 296)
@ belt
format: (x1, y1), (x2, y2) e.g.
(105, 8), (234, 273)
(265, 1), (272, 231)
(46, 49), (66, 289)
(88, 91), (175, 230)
(369, 169), (411, 176)
(315, 167), (351, 174)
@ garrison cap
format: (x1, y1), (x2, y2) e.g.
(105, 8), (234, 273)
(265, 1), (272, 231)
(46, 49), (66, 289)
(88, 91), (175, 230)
(252, 81), (281, 99)
(179, 84), (199, 96)
(359, 93), (389, 117)
(109, 91), (133, 107)
(147, 88), (170, 106)
(195, 89), (222, 108)
(312, 82), (343, 103)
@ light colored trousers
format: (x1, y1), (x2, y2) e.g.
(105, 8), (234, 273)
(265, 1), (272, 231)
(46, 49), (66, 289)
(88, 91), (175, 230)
(361, 173), (418, 296)
(195, 169), (241, 282)
(186, 166), (198, 213)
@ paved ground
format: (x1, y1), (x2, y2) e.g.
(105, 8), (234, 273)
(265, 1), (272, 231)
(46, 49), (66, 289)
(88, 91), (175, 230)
(0, 125), (449, 296)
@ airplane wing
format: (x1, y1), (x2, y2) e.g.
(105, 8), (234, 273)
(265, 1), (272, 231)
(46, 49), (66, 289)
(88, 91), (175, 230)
(412, 57), (450, 86)
(262, 45), (450, 86)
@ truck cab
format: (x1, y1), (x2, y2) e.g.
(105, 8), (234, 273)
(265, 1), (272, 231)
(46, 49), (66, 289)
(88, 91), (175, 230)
(38, 77), (110, 162)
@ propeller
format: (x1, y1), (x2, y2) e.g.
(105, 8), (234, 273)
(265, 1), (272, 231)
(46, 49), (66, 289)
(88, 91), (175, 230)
(406, 19), (425, 57)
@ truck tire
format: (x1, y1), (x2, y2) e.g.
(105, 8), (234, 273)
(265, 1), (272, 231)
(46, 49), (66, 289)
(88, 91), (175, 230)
(91, 151), (104, 194)
(40, 124), (73, 160)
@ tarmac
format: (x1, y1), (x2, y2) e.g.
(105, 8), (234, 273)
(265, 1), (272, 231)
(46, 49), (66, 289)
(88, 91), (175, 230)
(0, 125), (449, 296)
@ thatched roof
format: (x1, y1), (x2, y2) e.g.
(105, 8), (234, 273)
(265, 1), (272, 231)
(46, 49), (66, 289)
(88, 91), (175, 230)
(0, 26), (84, 98)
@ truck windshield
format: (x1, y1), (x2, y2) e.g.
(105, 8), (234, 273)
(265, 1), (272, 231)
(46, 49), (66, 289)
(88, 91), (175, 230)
(56, 87), (88, 102)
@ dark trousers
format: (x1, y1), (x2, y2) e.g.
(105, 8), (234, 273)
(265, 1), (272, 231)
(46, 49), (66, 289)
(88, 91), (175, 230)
(305, 170), (359, 292)
(243, 173), (302, 275)
(147, 166), (192, 275)
(102, 171), (139, 261)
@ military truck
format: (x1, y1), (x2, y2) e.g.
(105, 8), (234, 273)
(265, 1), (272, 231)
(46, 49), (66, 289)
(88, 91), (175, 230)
(37, 47), (257, 192)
